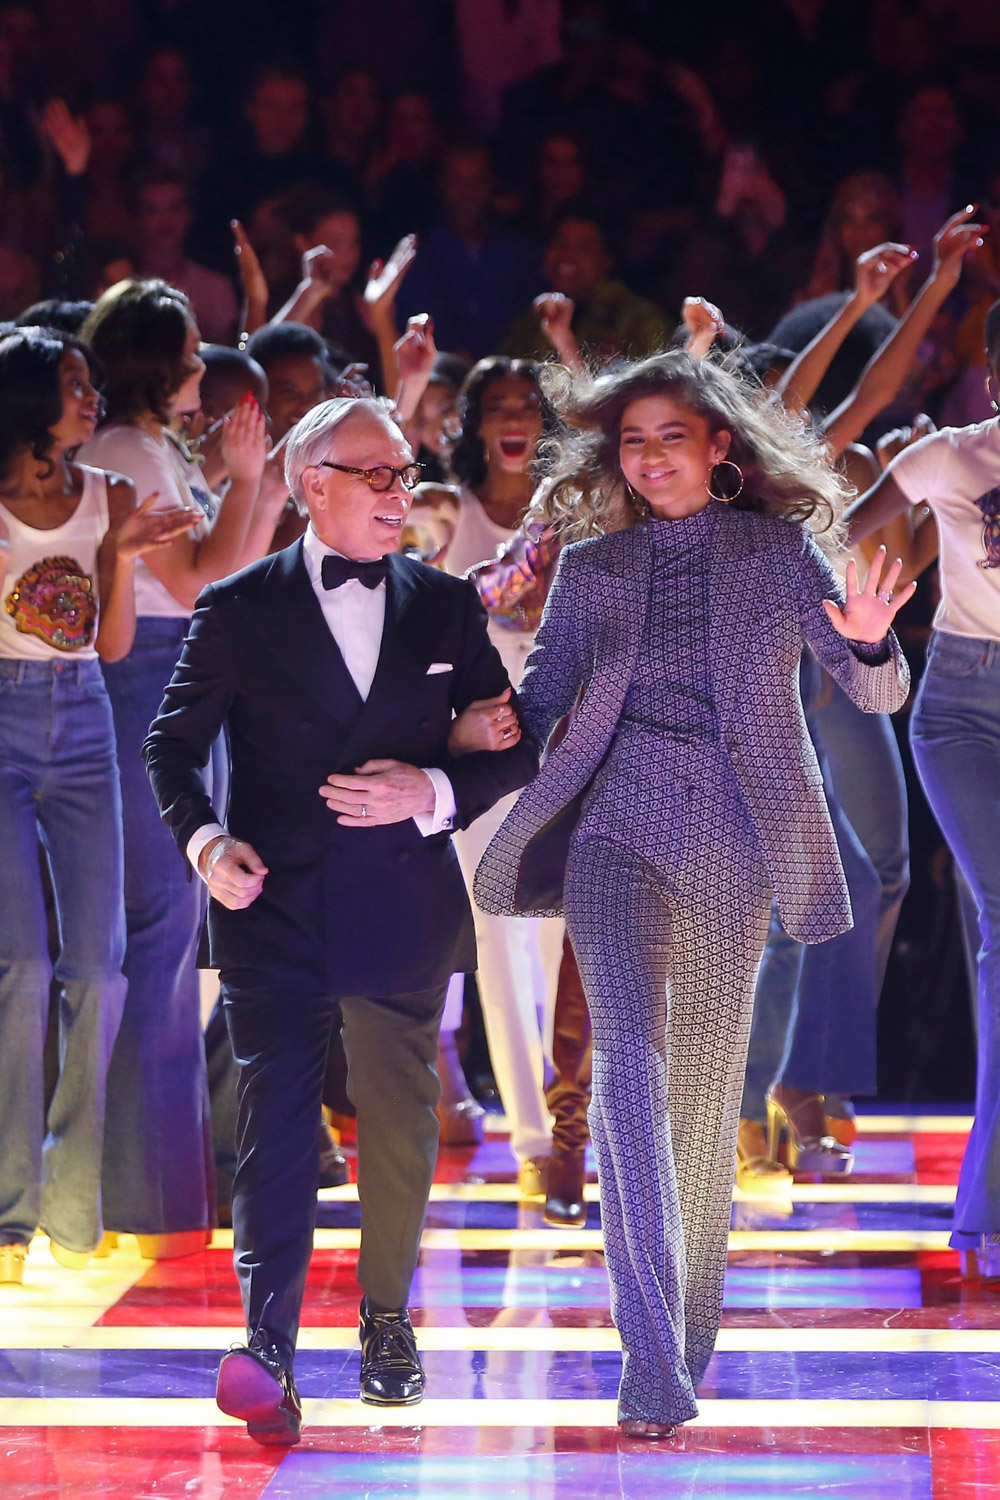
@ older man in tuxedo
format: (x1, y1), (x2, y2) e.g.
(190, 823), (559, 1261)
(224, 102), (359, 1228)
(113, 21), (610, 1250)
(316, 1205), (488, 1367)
(144, 396), (536, 1445)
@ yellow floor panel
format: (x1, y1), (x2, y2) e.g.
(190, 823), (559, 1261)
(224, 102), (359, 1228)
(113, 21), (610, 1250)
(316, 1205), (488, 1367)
(316, 1181), (958, 1205)
(8, 1325), (1000, 1354)
(4, 1395), (999, 1430)
(208, 1227), (954, 1253)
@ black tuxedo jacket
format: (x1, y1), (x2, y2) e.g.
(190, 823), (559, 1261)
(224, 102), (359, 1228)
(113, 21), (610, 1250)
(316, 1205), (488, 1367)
(143, 541), (538, 995)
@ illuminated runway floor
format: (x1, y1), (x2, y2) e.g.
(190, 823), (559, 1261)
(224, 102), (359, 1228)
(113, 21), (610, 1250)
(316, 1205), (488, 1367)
(1, 1113), (997, 1498)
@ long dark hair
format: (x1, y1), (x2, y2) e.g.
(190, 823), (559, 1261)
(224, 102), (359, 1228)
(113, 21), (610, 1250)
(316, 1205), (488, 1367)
(0, 328), (87, 479)
(450, 356), (551, 488)
(81, 278), (194, 425)
(533, 351), (849, 541)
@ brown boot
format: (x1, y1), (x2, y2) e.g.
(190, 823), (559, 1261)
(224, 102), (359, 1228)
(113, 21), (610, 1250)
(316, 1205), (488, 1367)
(544, 1147), (587, 1226)
(544, 936), (592, 1227)
(436, 1028), (484, 1148)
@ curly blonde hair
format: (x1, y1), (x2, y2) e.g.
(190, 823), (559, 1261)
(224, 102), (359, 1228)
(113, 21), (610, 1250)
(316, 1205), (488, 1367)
(530, 350), (850, 545)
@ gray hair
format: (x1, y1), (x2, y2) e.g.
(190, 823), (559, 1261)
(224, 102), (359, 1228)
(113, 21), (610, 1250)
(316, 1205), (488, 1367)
(284, 395), (397, 513)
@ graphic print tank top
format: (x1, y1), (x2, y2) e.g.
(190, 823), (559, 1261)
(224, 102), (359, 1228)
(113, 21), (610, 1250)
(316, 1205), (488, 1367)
(0, 466), (110, 659)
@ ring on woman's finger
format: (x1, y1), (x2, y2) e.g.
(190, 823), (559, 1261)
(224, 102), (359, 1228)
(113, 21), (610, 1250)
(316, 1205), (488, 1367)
(876, 260), (887, 274)
(361, 804), (368, 818)
(878, 590), (893, 604)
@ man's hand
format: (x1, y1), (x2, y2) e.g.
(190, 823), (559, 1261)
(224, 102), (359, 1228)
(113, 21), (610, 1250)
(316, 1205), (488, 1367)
(199, 835), (268, 909)
(319, 760), (435, 827)
(448, 687), (521, 756)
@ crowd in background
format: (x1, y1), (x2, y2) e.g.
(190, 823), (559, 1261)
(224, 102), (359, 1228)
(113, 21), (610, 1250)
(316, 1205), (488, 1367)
(2, 0), (1000, 1276)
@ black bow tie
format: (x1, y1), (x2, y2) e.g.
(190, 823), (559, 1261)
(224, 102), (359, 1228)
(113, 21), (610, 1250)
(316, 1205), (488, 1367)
(321, 554), (389, 591)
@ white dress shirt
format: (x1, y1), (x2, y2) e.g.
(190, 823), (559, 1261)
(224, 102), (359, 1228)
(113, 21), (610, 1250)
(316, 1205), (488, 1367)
(187, 524), (457, 878)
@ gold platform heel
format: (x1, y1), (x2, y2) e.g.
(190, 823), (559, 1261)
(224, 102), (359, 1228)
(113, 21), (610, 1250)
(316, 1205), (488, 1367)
(735, 1118), (793, 1196)
(766, 1087), (853, 1176)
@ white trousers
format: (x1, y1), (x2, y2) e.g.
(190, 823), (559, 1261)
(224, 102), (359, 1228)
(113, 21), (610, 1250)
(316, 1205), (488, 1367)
(453, 787), (564, 1162)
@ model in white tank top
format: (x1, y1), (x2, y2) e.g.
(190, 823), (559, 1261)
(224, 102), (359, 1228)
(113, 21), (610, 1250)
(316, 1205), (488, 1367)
(0, 465), (109, 659)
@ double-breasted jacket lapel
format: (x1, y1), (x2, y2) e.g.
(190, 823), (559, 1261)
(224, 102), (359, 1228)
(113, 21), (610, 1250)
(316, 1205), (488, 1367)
(244, 542), (364, 731)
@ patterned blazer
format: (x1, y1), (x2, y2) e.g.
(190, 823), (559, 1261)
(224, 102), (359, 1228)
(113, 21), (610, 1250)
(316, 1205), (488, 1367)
(473, 504), (910, 945)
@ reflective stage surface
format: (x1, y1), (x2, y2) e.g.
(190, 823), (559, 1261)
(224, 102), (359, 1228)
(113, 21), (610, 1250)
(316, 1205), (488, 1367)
(2, 1113), (997, 1498)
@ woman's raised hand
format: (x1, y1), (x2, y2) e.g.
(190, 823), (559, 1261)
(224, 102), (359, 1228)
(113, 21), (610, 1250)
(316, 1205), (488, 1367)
(221, 394), (269, 484)
(853, 242), (917, 308)
(395, 313), (437, 385)
(534, 291), (575, 345)
(681, 296), (725, 359)
(115, 493), (199, 561)
(363, 234), (418, 326)
(932, 206), (986, 291)
(231, 220), (269, 321)
(42, 99), (91, 176)
(822, 546), (917, 643)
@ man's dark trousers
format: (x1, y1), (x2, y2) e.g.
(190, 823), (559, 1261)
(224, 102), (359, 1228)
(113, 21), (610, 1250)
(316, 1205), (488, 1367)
(224, 968), (446, 1362)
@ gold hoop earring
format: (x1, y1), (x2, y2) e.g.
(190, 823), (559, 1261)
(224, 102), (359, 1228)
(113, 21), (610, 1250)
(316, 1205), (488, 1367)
(706, 459), (744, 503)
(624, 479), (650, 516)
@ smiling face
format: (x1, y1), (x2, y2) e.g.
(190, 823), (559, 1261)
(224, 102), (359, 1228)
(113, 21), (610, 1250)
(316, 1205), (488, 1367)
(478, 374), (543, 475)
(265, 352), (328, 441)
(302, 408), (414, 560)
(50, 347), (101, 450)
(618, 393), (730, 520)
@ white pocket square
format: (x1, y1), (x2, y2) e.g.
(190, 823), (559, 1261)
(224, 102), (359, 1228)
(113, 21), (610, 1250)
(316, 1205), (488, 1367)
(426, 662), (453, 675)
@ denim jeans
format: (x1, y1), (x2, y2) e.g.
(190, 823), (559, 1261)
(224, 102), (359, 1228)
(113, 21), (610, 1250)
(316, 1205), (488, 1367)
(100, 617), (214, 1234)
(910, 630), (1000, 1248)
(742, 664), (910, 1118)
(0, 658), (126, 1252)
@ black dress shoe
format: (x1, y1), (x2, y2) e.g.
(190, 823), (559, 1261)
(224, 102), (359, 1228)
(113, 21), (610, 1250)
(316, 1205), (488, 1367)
(318, 1121), (350, 1189)
(359, 1298), (425, 1406)
(216, 1334), (302, 1446)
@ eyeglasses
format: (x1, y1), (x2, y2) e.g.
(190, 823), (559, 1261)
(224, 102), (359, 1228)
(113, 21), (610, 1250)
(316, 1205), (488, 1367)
(317, 461), (425, 492)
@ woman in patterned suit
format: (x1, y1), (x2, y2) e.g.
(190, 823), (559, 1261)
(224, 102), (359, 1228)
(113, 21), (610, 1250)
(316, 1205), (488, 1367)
(474, 351), (912, 1438)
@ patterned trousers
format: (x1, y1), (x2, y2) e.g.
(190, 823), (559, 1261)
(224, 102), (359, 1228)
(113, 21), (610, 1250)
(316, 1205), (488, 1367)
(565, 739), (771, 1424)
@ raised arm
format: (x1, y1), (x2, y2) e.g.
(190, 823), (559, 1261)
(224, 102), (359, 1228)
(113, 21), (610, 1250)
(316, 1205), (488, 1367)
(795, 531), (910, 714)
(533, 293), (586, 376)
(822, 208), (985, 457)
(777, 242), (916, 414)
(845, 466), (918, 546)
(362, 235), (419, 395)
(680, 296), (725, 360)
(142, 403), (270, 611)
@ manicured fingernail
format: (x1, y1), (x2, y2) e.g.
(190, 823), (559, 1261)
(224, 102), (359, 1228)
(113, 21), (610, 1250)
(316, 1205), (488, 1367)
(967, 204), (977, 214)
